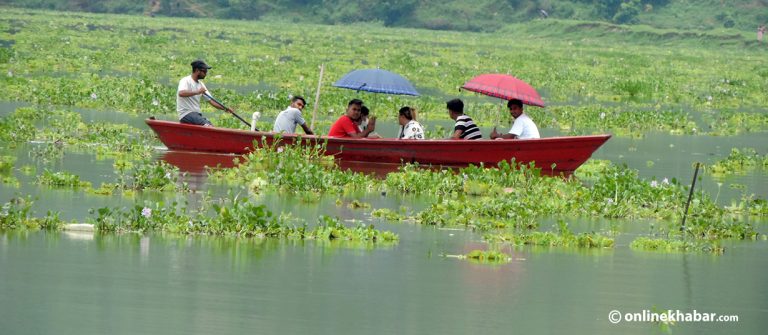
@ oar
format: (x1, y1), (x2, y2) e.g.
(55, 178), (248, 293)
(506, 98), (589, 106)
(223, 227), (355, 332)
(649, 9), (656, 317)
(202, 92), (253, 129)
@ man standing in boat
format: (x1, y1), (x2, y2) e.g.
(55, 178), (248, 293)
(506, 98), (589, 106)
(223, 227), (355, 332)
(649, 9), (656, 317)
(490, 99), (540, 140)
(177, 60), (234, 126)
(273, 96), (314, 134)
(447, 98), (482, 140)
(328, 99), (377, 138)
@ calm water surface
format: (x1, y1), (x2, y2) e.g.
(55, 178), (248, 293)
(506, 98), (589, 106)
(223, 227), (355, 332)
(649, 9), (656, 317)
(1, 228), (766, 335)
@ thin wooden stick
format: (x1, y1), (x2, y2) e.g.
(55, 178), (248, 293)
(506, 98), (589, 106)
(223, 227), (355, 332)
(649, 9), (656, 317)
(310, 63), (325, 129)
(680, 162), (701, 238)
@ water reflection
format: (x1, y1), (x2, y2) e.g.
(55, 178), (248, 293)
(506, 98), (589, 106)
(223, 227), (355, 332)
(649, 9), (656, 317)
(1, 230), (765, 334)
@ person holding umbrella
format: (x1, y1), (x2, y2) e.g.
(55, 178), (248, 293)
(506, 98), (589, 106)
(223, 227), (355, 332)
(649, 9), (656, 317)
(177, 60), (234, 126)
(490, 99), (540, 140)
(328, 99), (377, 138)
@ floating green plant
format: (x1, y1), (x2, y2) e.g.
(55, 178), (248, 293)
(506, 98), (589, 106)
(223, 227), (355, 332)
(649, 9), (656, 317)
(630, 237), (724, 254)
(465, 249), (511, 263)
(86, 194), (398, 242)
(36, 170), (91, 188)
(0, 155), (15, 175)
(485, 221), (614, 248)
(0, 196), (64, 231)
(708, 148), (767, 176)
(347, 200), (371, 209)
(371, 208), (406, 221)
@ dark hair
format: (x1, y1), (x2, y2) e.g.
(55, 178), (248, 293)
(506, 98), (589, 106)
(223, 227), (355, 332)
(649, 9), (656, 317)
(507, 99), (523, 109)
(446, 98), (463, 114)
(399, 106), (416, 121)
(348, 99), (363, 107)
(361, 105), (370, 116)
(291, 96), (306, 105)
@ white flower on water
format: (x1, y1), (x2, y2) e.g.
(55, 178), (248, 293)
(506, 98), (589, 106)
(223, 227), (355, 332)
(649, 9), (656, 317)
(650, 180), (659, 188)
(90, 93), (98, 100)
(141, 207), (152, 218)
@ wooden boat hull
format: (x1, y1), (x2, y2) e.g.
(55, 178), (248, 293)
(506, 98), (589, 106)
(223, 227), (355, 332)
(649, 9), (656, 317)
(146, 119), (611, 174)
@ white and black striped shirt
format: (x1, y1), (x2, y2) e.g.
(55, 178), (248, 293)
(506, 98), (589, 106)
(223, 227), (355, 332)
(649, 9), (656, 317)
(454, 115), (482, 140)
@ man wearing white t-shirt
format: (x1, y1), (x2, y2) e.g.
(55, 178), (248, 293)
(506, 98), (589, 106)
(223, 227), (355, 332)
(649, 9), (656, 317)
(273, 96), (314, 134)
(490, 99), (540, 140)
(177, 60), (234, 126)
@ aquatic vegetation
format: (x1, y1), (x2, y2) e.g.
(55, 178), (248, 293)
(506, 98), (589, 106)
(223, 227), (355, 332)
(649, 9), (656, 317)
(313, 215), (398, 242)
(371, 208), (406, 221)
(724, 194), (768, 216)
(1, 9), (767, 137)
(0, 196), (64, 230)
(0, 107), (39, 146)
(630, 237), (724, 254)
(486, 231), (614, 248)
(347, 200), (371, 209)
(128, 160), (187, 191)
(0, 155), (15, 174)
(36, 170), (91, 188)
(87, 194), (398, 242)
(708, 148), (767, 176)
(485, 221), (614, 249)
(210, 139), (377, 194)
(464, 249), (511, 263)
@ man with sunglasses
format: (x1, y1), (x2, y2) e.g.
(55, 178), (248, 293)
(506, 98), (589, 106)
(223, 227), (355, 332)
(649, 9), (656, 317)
(177, 60), (234, 126)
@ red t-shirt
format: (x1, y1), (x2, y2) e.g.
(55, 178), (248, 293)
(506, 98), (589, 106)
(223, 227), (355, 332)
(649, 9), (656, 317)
(328, 115), (360, 137)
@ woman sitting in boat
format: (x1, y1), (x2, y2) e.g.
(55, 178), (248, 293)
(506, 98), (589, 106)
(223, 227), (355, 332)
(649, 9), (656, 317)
(490, 99), (540, 140)
(397, 106), (425, 140)
(328, 99), (377, 138)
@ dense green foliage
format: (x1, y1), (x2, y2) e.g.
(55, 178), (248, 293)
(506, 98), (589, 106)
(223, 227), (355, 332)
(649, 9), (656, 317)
(1, 8), (766, 140)
(0, 8), (765, 255)
(4, 0), (766, 31)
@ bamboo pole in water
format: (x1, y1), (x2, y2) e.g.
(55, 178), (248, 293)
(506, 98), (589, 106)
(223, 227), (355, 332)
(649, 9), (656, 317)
(310, 63), (325, 130)
(681, 162), (701, 238)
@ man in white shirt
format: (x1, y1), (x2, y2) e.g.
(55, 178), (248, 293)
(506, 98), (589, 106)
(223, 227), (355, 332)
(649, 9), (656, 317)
(490, 99), (540, 140)
(177, 60), (234, 126)
(272, 96), (314, 134)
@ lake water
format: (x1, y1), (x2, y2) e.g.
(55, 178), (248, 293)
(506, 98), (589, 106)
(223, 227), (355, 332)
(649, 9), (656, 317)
(1, 104), (767, 334)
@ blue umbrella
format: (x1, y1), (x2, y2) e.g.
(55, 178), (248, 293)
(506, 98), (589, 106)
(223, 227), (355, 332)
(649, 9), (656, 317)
(333, 69), (420, 96)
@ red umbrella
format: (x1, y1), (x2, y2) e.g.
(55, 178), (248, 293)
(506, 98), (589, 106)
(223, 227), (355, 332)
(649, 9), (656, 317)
(461, 74), (545, 107)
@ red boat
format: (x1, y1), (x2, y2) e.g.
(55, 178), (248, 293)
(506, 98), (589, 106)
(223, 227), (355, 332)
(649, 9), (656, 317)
(146, 119), (611, 175)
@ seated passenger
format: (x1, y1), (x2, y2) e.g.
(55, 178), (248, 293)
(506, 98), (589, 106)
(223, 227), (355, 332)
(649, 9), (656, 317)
(272, 96), (314, 134)
(490, 99), (540, 139)
(328, 99), (377, 138)
(358, 105), (381, 138)
(446, 98), (482, 140)
(397, 106), (425, 140)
